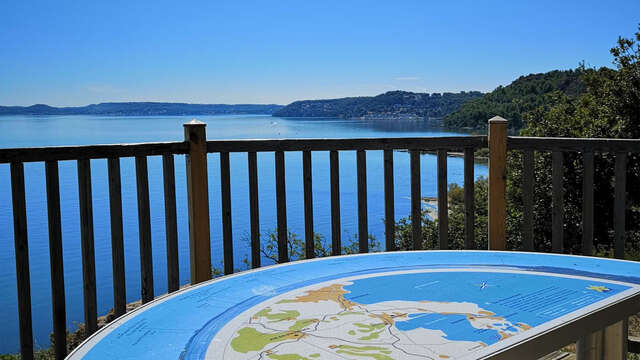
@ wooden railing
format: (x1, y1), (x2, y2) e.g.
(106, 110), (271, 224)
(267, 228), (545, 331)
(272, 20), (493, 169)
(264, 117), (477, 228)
(1, 137), (189, 360)
(485, 117), (640, 257)
(204, 135), (487, 271)
(2, 117), (640, 359)
(507, 135), (640, 256)
(488, 116), (640, 359)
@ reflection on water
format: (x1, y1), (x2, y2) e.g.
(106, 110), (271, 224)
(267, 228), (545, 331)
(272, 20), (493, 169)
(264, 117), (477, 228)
(0, 114), (487, 353)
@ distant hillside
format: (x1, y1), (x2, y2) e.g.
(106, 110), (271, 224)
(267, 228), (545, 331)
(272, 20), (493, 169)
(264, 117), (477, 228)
(443, 70), (585, 130)
(0, 102), (284, 116)
(273, 90), (484, 120)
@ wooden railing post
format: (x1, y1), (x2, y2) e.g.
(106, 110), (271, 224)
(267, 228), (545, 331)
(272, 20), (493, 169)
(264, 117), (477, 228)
(488, 116), (507, 250)
(184, 120), (212, 284)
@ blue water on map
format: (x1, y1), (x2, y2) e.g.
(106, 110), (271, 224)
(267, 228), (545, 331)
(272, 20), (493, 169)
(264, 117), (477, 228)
(342, 271), (630, 332)
(0, 115), (487, 352)
(396, 313), (503, 345)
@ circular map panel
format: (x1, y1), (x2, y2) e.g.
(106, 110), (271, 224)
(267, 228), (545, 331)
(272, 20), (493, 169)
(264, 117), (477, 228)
(207, 269), (629, 360)
(68, 252), (640, 360)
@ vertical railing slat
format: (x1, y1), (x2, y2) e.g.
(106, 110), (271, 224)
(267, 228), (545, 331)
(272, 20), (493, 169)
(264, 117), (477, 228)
(384, 149), (395, 251)
(522, 150), (534, 251)
(135, 156), (154, 303)
(162, 154), (179, 292)
(463, 148), (475, 249)
(582, 151), (594, 256)
(107, 158), (126, 316)
(45, 161), (67, 359)
(248, 151), (260, 268)
(10, 162), (34, 360)
(220, 151), (234, 274)
(552, 151), (564, 253)
(437, 149), (449, 250)
(330, 150), (341, 255)
(303, 150), (314, 259)
(614, 152), (627, 259)
(275, 151), (289, 263)
(77, 159), (98, 334)
(410, 150), (422, 250)
(357, 150), (368, 253)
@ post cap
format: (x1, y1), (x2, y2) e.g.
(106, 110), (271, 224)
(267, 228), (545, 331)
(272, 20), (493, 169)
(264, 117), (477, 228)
(488, 116), (507, 124)
(184, 119), (206, 126)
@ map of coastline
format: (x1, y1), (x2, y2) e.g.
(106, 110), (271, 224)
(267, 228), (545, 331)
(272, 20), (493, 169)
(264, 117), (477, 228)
(208, 271), (629, 359)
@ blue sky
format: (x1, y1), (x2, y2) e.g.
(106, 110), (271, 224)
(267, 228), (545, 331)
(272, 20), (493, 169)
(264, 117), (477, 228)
(1, 0), (639, 106)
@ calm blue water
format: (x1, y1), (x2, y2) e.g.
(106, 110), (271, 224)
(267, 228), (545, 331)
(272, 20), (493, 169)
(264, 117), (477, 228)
(0, 114), (487, 352)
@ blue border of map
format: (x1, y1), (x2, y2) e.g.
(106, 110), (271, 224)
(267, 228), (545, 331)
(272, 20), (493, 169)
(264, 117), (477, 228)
(67, 251), (640, 360)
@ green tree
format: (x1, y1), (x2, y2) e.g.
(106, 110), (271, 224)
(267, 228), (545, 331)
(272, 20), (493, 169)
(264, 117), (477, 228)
(394, 178), (489, 250)
(514, 25), (640, 254)
(260, 229), (380, 264)
(444, 70), (585, 130)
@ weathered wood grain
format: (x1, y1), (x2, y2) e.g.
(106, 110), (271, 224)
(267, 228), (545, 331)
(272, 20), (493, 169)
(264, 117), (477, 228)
(184, 121), (211, 284)
(488, 117), (507, 250)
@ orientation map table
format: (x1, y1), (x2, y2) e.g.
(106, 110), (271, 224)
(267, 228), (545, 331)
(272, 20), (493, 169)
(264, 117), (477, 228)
(68, 251), (640, 360)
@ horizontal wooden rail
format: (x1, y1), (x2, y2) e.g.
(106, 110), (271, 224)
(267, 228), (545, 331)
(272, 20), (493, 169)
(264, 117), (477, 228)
(0, 141), (189, 163)
(207, 136), (487, 152)
(508, 136), (640, 152)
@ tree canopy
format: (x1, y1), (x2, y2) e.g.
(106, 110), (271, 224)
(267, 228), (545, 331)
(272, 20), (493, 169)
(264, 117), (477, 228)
(443, 70), (585, 130)
(402, 25), (640, 256)
(274, 90), (483, 119)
